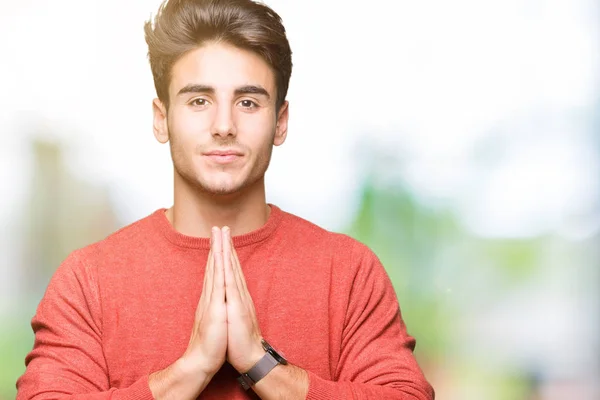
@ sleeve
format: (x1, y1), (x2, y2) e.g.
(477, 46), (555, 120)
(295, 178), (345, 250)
(16, 251), (154, 400)
(306, 242), (435, 400)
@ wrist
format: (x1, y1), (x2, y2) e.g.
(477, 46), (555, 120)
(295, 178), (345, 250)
(236, 339), (290, 391)
(149, 359), (213, 400)
(232, 342), (266, 373)
(252, 364), (309, 399)
(175, 355), (217, 379)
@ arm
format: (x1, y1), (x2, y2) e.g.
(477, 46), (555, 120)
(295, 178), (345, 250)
(17, 230), (228, 400)
(302, 242), (434, 399)
(16, 251), (156, 400)
(222, 230), (433, 400)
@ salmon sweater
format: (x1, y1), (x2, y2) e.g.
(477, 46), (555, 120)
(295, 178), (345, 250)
(16, 204), (434, 399)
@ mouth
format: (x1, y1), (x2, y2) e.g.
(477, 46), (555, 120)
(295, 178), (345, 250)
(203, 149), (243, 164)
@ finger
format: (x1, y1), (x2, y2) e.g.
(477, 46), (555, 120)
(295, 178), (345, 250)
(222, 227), (241, 304)
(212, 229), (225, 303)
(201, 242), (213, 294)
(212, 226), (225, 303)
(229, 238), (249, 296)
(229, 234), (261, 331)
(199, 247), (213, 312)
(225, 229), (244, 296)
(227, 234), (251, 307)
(200, 229), (217, 308)
(212, 226), (223, 269)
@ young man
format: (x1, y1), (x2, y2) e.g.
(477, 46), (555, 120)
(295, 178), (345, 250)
(16, 0), (434, 399)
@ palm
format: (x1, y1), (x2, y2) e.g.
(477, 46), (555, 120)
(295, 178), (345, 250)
(221, 228), (264, 372)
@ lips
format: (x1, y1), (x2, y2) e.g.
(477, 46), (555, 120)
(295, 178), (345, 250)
(203, 149), (243, 164)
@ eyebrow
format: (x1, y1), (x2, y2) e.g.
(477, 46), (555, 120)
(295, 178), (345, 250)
(177, 84), (271, 99)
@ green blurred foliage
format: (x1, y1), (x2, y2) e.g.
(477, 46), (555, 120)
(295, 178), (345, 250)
(345, 179), (459, 359)
(0, 138), (122, 400)
(476, 239), (544, 282)
(0, 317), (33, 400)
(342, 176), (571, 399)
(0, 154), (592, 400)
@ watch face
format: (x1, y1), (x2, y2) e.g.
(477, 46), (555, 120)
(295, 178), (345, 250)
(261, 339), (288, 365)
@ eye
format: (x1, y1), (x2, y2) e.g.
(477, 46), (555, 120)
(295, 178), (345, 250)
(239, 99), (258, 109)
(190, 98), (209, 107)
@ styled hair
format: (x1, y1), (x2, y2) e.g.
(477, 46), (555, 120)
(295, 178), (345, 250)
(144, 0), (292, 111)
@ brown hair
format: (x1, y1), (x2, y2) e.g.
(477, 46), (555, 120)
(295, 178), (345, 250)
(144, 0), (292, 111)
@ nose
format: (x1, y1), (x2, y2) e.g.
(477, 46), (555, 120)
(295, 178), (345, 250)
(211, 104), (237, 138)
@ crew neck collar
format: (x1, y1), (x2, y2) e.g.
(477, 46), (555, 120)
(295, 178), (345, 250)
(151, 203), (284, 249)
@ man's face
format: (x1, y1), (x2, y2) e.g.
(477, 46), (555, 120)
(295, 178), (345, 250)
(153, 42), (288, 197)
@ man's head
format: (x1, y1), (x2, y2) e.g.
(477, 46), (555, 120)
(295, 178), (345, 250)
(144, 0), (292, 197)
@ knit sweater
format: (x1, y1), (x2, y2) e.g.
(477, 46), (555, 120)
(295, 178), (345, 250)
(16, 204), (434, 399)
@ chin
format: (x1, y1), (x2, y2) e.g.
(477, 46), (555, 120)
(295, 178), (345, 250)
(177, 165), (260, 197)
(199, 177), (247, 196)
(206, 185), (240, 196)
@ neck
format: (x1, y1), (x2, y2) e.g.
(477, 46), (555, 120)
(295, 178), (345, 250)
(166, 175), (271, 238)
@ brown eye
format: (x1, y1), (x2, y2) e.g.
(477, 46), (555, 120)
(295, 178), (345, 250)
(239, 100), (257, 108)
(191, 98), (207, 106)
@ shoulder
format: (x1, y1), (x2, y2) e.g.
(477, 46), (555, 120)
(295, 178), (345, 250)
(277, 206), (380, 266)
(92, 209), (161, 250)
(62, 209), (163, 274)
(278, 207), (348, 243)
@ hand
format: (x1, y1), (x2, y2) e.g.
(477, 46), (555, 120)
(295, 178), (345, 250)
(180, 227), (228, 376)
(221, 227), (265, 373)
(150, 228), (228, 400)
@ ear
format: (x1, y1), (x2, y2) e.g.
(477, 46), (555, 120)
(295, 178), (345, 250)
(273, 101), (289, 147)
(152, 98), (169, 144)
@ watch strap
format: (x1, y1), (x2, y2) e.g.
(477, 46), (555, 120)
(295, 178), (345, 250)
(237, 352), (279, 390)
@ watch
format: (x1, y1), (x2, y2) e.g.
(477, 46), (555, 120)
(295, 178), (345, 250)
(237, 339), (288, 390)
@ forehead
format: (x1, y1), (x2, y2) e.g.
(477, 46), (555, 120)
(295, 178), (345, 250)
(169, 42), (276, 97)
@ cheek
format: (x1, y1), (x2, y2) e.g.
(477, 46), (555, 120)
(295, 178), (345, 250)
(251, 132), (276, 168)
(241, 115), (276, 148)
(171, 108), (210, 135)
(168, 115), (196, 160)
(169, 110), (211, 152)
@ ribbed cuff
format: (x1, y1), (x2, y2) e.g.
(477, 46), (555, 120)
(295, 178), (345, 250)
(115, 374), (154, 400)
(306, 370), (338, 400)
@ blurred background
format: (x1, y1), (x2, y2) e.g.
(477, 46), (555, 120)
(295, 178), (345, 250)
(1, 0), (599, 399)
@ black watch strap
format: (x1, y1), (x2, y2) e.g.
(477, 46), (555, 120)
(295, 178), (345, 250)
(237, 352), (279, 390)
